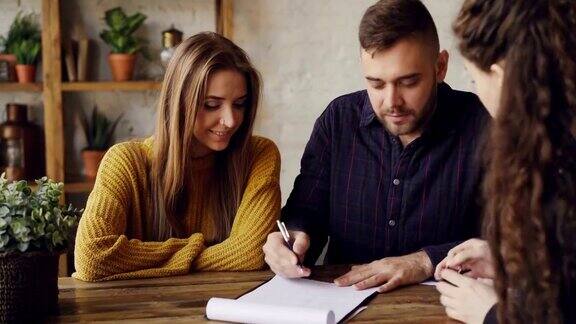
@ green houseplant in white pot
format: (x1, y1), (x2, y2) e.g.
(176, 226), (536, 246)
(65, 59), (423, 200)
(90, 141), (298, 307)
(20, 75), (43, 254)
(0, 175), (82, 322)
(99, 7), (147, 81)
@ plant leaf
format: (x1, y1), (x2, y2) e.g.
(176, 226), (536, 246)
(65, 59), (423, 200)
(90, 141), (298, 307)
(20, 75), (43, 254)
(78, 106), (92, 148)
(126, 13), (147, 35)
(4, 11), (41, 55)
(104, 113), (123, 147)
(104, 7), (128, 32)
(100, 7), (147, 55)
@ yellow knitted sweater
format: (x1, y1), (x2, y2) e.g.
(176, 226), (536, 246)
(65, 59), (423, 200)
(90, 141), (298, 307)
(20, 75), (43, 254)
(73, 136), (281, 282)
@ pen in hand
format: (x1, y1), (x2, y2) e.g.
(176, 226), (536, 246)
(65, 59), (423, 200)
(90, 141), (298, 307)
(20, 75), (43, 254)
(276, 220), (304, 270)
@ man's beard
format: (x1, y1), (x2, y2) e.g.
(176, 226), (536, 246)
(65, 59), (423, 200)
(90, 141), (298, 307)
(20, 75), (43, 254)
(380, 84), (437, 137)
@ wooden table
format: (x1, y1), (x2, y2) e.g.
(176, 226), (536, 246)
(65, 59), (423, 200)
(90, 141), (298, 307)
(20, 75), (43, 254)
(50, 266), (455, 323)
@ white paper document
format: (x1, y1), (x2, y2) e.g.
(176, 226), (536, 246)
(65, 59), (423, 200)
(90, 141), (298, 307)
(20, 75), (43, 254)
(206, 275), (378, 324)
(420, 280), (439, 286)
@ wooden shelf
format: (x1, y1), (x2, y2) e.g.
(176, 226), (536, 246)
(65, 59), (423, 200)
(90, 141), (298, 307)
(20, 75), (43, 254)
(62, 81), (161, 92)
(64, 180), (95, 193)
(0, 81), (162, 92)
(0, 0), (234, 277)
(0, 0), (231, 208)
(26, 179), (94, 194)
(0, 82), (43, 92)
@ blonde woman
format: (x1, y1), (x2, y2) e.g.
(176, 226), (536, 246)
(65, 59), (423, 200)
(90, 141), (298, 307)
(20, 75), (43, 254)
(73, 32), (281, 281)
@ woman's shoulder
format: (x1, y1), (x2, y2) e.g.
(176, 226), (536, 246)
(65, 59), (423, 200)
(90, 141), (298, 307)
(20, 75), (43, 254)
(247, 136), (281, 179)
(99, 138), (152, 174)
(89, 138), (153, 198)
(248, 136), (280, 160)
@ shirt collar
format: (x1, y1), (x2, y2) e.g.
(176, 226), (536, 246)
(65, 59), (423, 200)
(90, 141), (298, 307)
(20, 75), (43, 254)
(359, 92), (377, 127)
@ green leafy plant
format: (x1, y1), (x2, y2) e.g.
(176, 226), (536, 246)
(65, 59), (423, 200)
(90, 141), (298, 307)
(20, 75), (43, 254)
(99, 7), (148, 55)
(13, 39), (41, 65)
(0, 175), (82, 253)
(0, 12), (41, 55)
(79, 105), (123, 151)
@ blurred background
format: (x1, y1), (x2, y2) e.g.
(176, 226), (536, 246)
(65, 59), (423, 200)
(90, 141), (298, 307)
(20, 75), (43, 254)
(0, 0), (472, 206)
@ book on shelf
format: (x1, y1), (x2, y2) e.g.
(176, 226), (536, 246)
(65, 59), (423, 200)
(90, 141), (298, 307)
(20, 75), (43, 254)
(76, 38), (90, 82)
(63, 38), (77, 82)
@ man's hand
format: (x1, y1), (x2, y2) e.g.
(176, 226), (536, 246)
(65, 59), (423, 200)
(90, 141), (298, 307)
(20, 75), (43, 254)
(333, 251), (433, 292)
(263, 230), (311, 278)
(436, 269), (498, 324)
(434, 238), (495, 281)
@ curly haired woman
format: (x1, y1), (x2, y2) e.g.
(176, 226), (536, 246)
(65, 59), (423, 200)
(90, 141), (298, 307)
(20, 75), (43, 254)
(434, 0), (576, 323)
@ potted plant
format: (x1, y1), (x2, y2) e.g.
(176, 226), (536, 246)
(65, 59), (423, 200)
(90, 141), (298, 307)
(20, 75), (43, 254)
(0, 12), (41, 82)
(79, 105), (123, 180)
(0, 40), (16, 82)
(99, 7), (147, 81)
(13, 39), (41, 83)
(0, 175), (82, 322)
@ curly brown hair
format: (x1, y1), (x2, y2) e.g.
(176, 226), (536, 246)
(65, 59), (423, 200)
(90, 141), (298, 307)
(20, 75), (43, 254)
(454, 0), (576, 323)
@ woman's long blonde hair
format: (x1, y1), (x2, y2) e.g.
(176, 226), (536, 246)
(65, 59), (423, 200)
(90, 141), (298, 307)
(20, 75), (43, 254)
(149, 32), (261, 242)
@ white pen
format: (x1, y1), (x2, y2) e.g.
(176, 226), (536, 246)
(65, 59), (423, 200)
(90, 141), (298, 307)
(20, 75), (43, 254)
(276, 220), (303, 268)
(277, 220), (289, 242)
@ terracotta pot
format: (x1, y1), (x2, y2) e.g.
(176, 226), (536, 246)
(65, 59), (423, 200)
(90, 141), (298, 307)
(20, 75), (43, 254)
(82, 149), (106, 180)
(15, 64), (36, 83)
(108, 53), (136, 81)
(0, 251), (60, 322)
(0, 54), (17, 81)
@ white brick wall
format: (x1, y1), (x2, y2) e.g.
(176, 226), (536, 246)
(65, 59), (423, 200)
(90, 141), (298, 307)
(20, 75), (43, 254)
(0, 0), (473, 203)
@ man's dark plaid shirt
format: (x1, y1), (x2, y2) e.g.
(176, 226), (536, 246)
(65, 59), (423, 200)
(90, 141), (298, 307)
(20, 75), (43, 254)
(282, 83), (490, 268)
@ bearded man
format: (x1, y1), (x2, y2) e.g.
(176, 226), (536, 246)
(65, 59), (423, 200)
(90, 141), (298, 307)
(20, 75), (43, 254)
(263, 0), (490, 293)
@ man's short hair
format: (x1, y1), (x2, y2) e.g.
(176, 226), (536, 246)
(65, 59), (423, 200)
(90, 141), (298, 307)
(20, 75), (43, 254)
(359, 0), (440, 54)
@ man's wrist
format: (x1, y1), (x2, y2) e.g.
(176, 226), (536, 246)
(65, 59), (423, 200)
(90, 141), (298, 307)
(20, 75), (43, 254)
(413, 251), (434, 278)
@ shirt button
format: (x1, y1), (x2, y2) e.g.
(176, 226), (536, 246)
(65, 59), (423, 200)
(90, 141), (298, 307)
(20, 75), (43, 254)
(388, 219), (396, 227)
(393, 179), (400, 186)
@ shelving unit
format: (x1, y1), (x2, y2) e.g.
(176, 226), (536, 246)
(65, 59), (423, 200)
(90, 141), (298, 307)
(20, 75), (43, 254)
(62, 81), (162, 92)
(33, 0), (234, 197)
(27, 179), (93, 194)
(64, 180), (95, 193)
(0, 82), (43, 92)
(0, 0), (234, 275)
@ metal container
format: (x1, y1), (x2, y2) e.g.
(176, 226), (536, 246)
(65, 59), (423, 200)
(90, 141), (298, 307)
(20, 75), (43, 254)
(0, 103), (45, 180)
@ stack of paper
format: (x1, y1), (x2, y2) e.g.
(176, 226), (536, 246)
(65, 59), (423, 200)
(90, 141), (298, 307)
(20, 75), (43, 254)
(206, 276), (378, 324)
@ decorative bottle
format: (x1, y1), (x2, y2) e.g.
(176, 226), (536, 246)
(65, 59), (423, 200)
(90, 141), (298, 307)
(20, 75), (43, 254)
(160, 25), (183, 68)
(0, 103), (45, 180)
